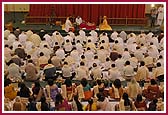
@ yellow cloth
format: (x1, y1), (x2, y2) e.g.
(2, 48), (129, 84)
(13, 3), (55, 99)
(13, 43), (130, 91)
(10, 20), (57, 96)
(112, 85), (120, 99)
(136, 66), (149, 81)
(85, 103), (97, 111)
(4, 85), (17, 100)
(99, 19), (112, 30)
(76, 84), (85, 99)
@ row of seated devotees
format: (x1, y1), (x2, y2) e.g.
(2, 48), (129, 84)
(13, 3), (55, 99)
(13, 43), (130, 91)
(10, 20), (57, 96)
(4, 78), (164, 111)
(4, 23), (164, 111)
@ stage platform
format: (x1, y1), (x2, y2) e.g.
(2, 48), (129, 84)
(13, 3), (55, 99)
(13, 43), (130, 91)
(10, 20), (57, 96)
(12, 21), (163, 37)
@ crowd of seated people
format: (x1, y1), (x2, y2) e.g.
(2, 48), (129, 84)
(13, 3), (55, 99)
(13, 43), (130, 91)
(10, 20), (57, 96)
(4, 27), (164, 111)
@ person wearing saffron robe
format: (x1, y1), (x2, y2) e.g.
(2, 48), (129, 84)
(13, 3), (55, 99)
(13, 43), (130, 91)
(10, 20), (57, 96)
(99, 16), (112, 30)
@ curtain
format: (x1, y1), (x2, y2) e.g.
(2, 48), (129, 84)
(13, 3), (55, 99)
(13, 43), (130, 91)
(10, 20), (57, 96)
(28, 4), (145, 25)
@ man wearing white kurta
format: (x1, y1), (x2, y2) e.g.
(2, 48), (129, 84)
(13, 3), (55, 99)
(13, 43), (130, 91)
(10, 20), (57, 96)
(18, 31), (28, 47)
(75, 16), (82, 25)
(65, 17), (73, 32)
(157, 5), (164, 26)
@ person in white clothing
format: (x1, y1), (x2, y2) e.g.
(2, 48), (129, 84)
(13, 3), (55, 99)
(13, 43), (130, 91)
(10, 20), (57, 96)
(110, 31), (118, 40)
(108, 64), (121, 81)
(63, 39), (73, 54)
(119, 31), (127, 41)
(75, 40), (84, 55)
(75, 61), (89, 80)
(90, 63), (102, 80)
(99, 32), (109, 43)
(4, 29), (11, 39)
(157, 4), (164, 26)
(7, 33), (17, 47)
(39, 45), (52, 59)
(65, 17), (74, 32)
(89, 30), (98, 42)
(52, 32), (64, 47)
(75, 16), (82, 25)
(115, 54), (125, 74)
(55, 46), (65, 60)
(18, 31), (28, 47)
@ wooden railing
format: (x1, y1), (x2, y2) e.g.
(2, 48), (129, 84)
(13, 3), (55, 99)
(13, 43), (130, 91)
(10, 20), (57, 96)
(25, 15), (147, 26)
(25, 16), (75, 25)
(99, 16), (148, 26)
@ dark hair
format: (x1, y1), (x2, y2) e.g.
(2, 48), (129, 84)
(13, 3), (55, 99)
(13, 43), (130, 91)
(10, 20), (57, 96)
(74, 95), (83, 111)
(40, 52), (44, 56)
(76, 40), (80, 43)
(125, 61), (130, 65)
(136, 46), (140, 49)
(96, 79), (102, 85)
(101, 40), (105, 43)
(64, 61), (68, 65)
(122, 93), (131, 106)
(140, 61), (145, 66)
(64, 78), (72, 87)
(27, 55), (31, 59)
(18, 44), (22, 47)
(159, 55), (163, 59)
(156, 62), (161, 67)
(136, 94), (143, 103)
(55, 93), (64, 105)
(47, 79), (54, 86)
(41, 96), (46, 103)
(80, 61), (85, 66)
(124, 48), (128, 51)
(44, 45), (48, 48)
(81, 78), (88, 87)
(97, 93), (105, 102)
(5, 44), (9, 47)
(66, 39), (70, 43)
(81, 55), (85, 59)
(113, 79), (121, 89)
(130, 53), (134, 57)
(94, 55), (98, 59)
(150, 79), (157, 85)
(106, 57), (110, 61)
(28, 59), (33, 63)
(87, 47), (91, 50)
(55, 42), (58, 45)
(115, 40), (118, 44)
(72, 47), (76, 50)
(100, 46), (104, 49)
(93, 63), (97, 67)
(118, 54), (122, 58)
(88, 39), (91, 42)
(111, 63), (115, 68)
